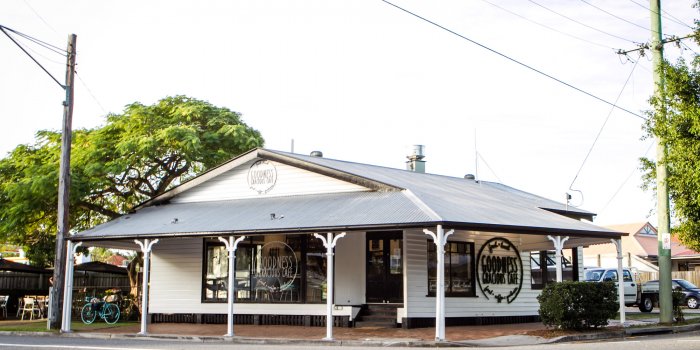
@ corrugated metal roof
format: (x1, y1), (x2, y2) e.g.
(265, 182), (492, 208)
(72, 148), (622, 241)
(75, 191), (434, 240)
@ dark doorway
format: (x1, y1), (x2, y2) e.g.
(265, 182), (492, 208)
(366, 232), (403, 303)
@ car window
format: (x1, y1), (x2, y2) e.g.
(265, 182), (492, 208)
(603, 270), (618, 282)
(584, 270), (603, 281)
(623, 270), (633, 282)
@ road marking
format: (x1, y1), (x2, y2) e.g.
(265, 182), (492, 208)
(0, 343), (154, 350)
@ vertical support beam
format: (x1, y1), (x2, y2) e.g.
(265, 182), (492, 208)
(650, 0), (672, 324)
(611, 239), (626, 325)
(49, 33), (77, 330)
(135, 239), (159, 336)
(218, 235), (246, 337)
(60, 241), (82, 333)
(313, 232), (346, 340)
(424, 225), (454, 342)
(547, 236), (569, 282)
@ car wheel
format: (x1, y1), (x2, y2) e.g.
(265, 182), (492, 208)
(639, 296), (653, 312)
(687, 296), (699, 309)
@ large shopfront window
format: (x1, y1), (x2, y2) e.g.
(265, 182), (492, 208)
(203, 235), (327, 303)
(427, 241), (475, 297)
(530, 249), (579, 289)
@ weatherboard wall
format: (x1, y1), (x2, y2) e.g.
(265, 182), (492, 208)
(403, 229), (541, 318)
(171, 158), (369, 203)
(147, 235), (361, 316)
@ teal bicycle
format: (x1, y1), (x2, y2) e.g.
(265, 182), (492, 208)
(80, 297), (120, 324)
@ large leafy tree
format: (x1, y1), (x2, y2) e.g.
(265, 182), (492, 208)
(0, 96), (263, 266)
(642, 15), (700, 250)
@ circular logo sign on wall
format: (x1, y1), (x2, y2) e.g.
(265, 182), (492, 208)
(476, 237), (524, 304)
(252, 241), (299, 291)
(247, 160), (277, 194)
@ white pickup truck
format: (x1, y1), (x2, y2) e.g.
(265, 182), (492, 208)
(583, 267), (639, 306)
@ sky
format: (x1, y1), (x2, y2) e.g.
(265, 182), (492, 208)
(0, 0), (698, 228)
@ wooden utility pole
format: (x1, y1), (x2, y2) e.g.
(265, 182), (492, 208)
(49, 33), (76, 330)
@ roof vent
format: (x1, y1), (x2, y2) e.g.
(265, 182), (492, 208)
(464, 174), (476, 180)
(406, 145), (426, 173)
(310, 151), (323, 157)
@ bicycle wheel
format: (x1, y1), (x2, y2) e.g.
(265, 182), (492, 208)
(80, 304), (96, 324)
(103, 303), (120, 324)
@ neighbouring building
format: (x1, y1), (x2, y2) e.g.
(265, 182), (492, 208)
(68, 148), (623, 328)
(584, 222), (700, 273)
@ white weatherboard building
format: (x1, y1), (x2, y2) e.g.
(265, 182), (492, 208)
(66, 148), (625, 337)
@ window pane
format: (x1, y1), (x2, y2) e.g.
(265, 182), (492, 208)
(234, 246), (252, 301)
(427, 241), (473, 296)
(205, 245), (228, 302)
(306, 236), (327, 303)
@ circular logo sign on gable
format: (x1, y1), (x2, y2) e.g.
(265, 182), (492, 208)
(248, 160), (277, 194)
(476, 237), (524, 304)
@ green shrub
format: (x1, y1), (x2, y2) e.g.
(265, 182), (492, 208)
(672, 287), (685, 322)
(537, 281), (618, 330)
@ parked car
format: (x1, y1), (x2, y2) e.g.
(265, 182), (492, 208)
(642, 279), (700, 309)
(583, 267), (638, 306)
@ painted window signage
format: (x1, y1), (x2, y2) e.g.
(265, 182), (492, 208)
(248, 160), (277, 194)
(476, 237), (523, 303)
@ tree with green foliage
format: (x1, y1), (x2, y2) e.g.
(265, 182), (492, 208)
(642, 17), (700, 250)
(0, 96), (263, 266)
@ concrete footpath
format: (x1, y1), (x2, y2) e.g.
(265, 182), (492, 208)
(2, 313), (700, 347)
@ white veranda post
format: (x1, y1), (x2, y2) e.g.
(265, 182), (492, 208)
(313, 232), (346, 341)
(611, 238), (626, 325)
(424, 225), (454, 342)
(60, 241), (82, 333)
(135, 238), (159, 335)
(218, 235), (246, 337)
(546, 235), (570, 282)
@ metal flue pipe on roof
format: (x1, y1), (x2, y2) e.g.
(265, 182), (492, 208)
(406, 145), (426, 173)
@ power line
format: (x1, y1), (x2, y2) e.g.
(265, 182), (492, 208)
(568, 57), (640, 191)
(0, 25), (64, 89)
(598, 141), (654, 216)
(0, 24), (66, 56)
(579, 0), (648, 32)
(527, 0), (640, 43)
(75, 71), (108, 115)
(628, 0), (694, 29)
(23, 0), (58, 34)
(480, 0), (614, 50)
(379, 0), (646, 120)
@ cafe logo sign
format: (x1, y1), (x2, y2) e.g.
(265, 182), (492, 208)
(476, 237), (523, 304)
(248, 160), (277, 194)
(252, 241), (299, 291)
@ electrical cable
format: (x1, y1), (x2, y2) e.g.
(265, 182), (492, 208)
(379, 0), (646, 120)
(75, 71), (108, 115)
(23, 0), (58, 34)
(0, 24), (66, 56)
(579, 0), (649, 32)
(0, 26), (64, 89)
(568, 57), (640, 193)
(477, 151), (503, 184)
(598, 141), (655, 215)
(480, 0), (614, 50)
(628, 0), (694, 29)
(527, 0), (640, 43)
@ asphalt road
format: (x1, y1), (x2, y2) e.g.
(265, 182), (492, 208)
(0, 331), (700, 350)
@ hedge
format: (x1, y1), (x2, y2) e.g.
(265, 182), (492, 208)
(537, 281), (618, 330)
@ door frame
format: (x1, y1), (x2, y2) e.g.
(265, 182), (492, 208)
(365, 231), (404, 303)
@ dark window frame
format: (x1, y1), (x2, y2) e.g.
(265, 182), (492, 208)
(530, 248), (579, 290)
(426, 241), (476, 298)
(201, 235), (323, 304)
